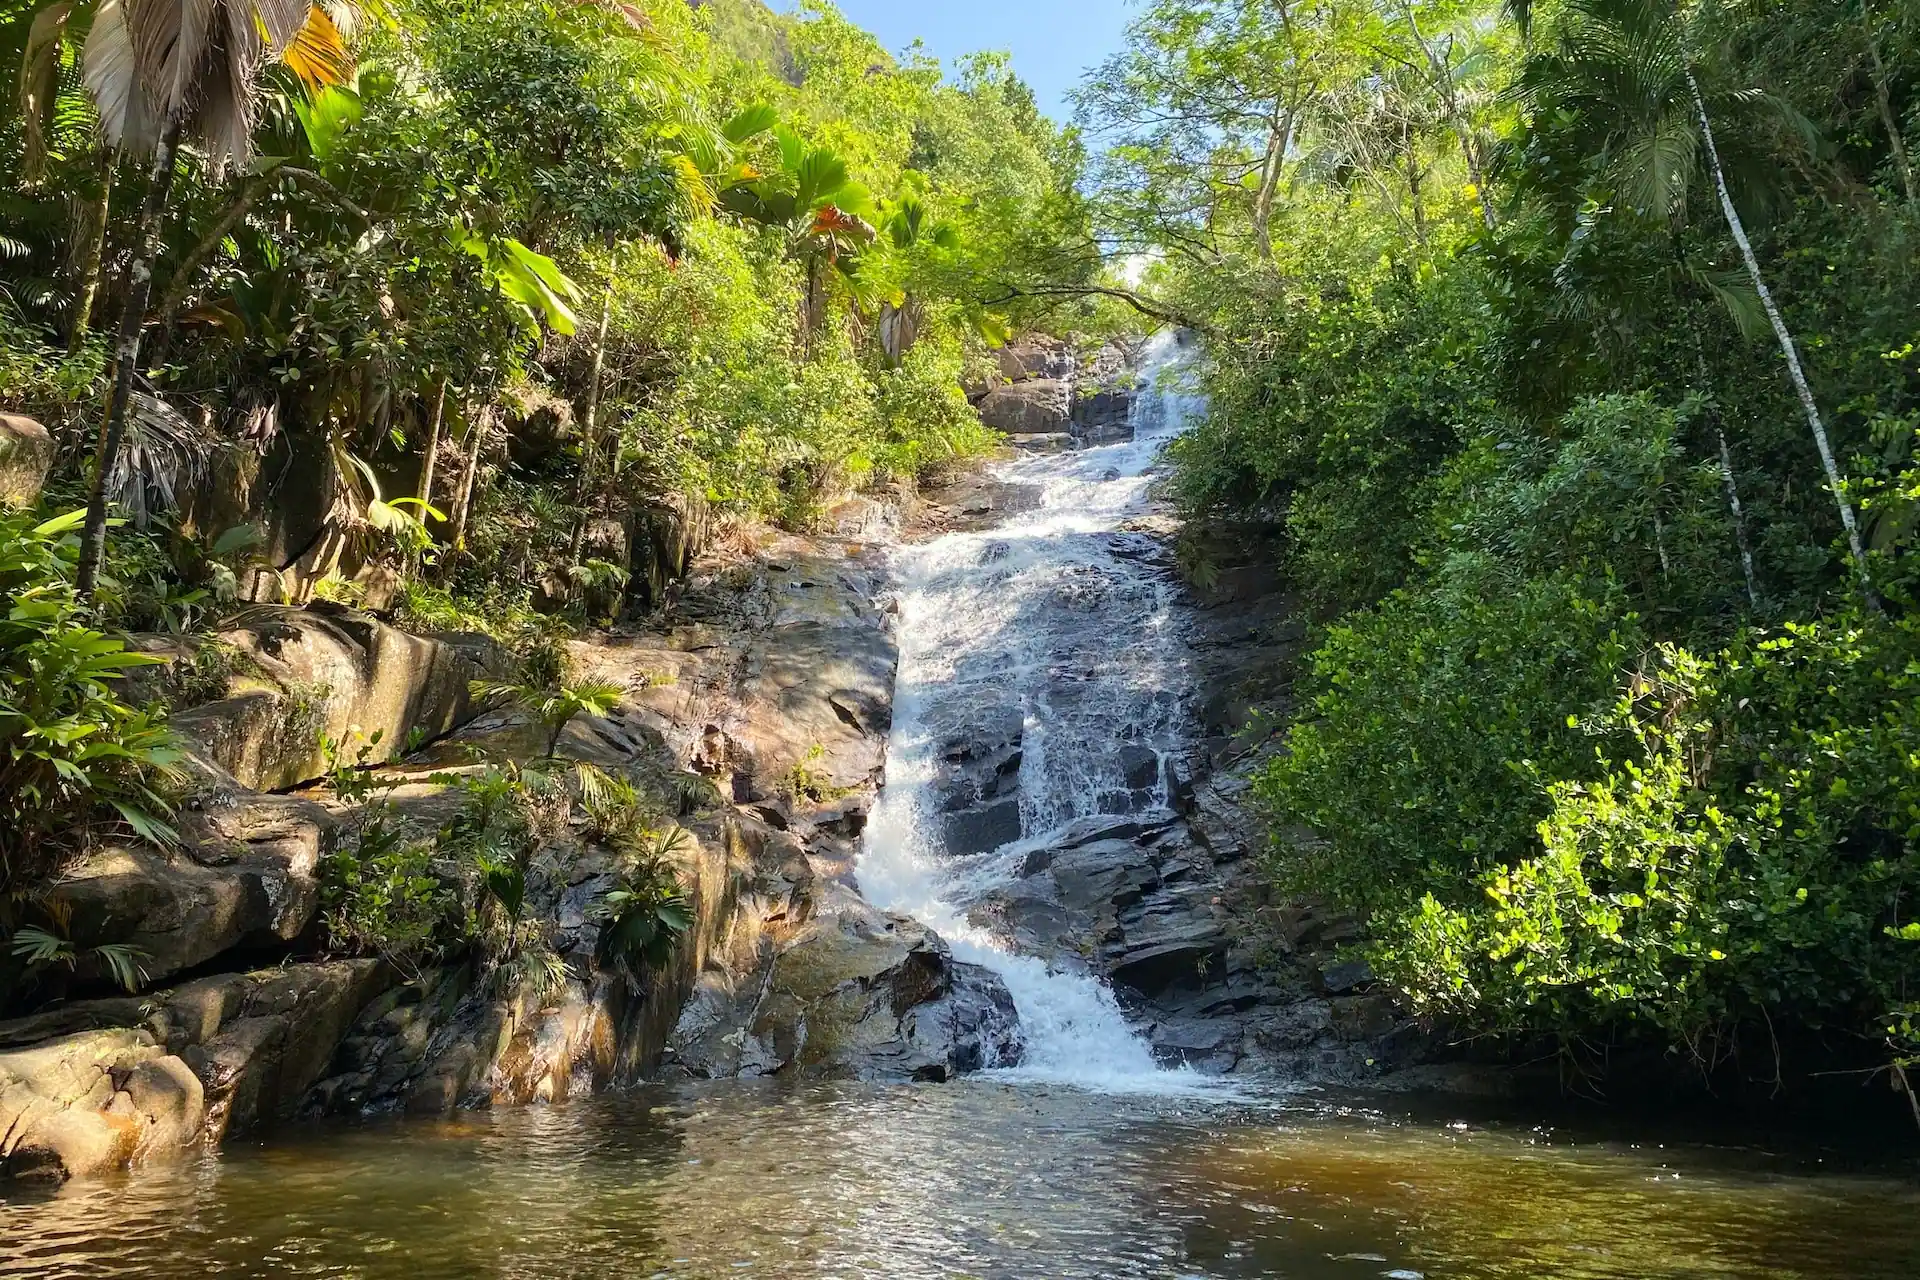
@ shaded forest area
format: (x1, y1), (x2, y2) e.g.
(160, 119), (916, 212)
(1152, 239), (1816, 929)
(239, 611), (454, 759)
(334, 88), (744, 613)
(1093, 0), (1920, 1099)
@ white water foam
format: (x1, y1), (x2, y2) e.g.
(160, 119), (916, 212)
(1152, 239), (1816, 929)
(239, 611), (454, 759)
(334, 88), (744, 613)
(858, 332), (1224, 1095)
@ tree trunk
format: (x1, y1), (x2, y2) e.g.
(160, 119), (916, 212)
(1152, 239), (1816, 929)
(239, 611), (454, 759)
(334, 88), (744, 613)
(447, 405), (490, 563)
(77, 114), (184, 602)
(1688, 70), (1875, 602)
(1398, 0), (1497, 230)
(1862, 2), (1917, 203)
(418, 378), (447, 505)
(1403, 121), (1429, 246)
(1717, 425), (1763, 610)
(67, 153), (116, 355)
(1251, 104), (1296, 260)
(567, 286), (616, 564)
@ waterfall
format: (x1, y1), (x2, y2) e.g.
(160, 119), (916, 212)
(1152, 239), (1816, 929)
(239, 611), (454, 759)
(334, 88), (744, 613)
(858, 331), (1215, 1093)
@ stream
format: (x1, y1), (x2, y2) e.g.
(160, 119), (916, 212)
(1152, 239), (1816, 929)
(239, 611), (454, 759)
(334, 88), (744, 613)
(5, 337), (1918, 1277)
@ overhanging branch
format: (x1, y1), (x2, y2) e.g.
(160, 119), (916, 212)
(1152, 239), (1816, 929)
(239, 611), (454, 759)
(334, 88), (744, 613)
(980, 283), (1207, 334)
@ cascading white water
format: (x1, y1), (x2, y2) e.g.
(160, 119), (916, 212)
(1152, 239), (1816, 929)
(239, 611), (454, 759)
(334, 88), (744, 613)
(858, 331), (1213, 1093)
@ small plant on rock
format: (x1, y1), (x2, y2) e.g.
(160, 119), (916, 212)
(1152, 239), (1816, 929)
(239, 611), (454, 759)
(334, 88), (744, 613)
(590, 828), (695, 994)
(470, 675), (625, 758)
(777, 743), (849, 805)
(319, 808), (454, 980)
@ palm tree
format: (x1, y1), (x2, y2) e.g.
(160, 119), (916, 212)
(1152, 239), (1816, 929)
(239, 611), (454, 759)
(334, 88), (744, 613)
(70, 0), (344, 599)
(718, 124), (879, 347)
(874, 183), (960, 366)
(1515, 0), (1875, 597)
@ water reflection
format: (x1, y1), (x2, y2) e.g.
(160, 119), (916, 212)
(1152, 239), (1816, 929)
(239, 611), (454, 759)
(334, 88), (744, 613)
(2, 1081), (1915, 1279)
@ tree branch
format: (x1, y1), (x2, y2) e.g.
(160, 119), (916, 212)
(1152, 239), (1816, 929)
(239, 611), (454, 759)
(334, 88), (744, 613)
(979, 283), (1206, 333)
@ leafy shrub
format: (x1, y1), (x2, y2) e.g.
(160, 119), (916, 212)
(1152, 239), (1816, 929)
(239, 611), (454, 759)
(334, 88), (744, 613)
(1327, 613), (1920, 1059)
(0, 510), (183, 896)
(471, 673), (624, 758)
(1257, 566), (1642, 916)
(320, 808), (456, 977)
(590, 829), (695, 994)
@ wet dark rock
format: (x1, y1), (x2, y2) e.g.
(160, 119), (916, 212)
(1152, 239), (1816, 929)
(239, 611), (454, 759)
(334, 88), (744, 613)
(1119, 745), (1161, 791)
(665, 876), (1023, 1083)
(941, 797), (1023, 857)
(1071, 388), (1137, 443)
(1318, 959), (1376, 995)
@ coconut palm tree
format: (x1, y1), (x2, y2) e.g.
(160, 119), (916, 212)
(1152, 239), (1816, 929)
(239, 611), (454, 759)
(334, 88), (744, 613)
(1514, 0), (1874, 597)
(70, 0), (346, 599)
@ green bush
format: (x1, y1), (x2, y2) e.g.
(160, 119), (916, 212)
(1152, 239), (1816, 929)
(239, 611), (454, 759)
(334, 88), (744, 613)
(1258, 566), (1642, 916)
(0, 509), (183, 897)
(1366, 616), (1920, 1056)
(589, 829), (694, 995)
(319, 808), (457, 977)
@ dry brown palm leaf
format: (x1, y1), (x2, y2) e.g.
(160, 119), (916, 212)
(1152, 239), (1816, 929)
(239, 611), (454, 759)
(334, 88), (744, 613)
(281, 3), (351, 90)
(81, 0), (316, 171)
(17, 0), (77, 184)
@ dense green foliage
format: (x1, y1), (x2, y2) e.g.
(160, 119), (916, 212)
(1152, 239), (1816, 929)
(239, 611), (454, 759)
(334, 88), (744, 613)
(1092, 0), (1920, 1073)
(1, 0), (1099, 628)
(0, 509), (181, 897)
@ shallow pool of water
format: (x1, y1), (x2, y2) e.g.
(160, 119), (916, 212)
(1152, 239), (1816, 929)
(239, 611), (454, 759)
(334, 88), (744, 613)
(4, 1078), (1916, 1279)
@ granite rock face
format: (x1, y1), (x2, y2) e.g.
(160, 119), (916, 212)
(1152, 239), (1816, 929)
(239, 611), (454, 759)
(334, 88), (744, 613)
(971, 336), (1145, 449)
(977, 378), (1073, 436)
(664, 824), (1022, 1083)
(48, 793), (336, 989)
(0, 1030), (204, 1181)
(166, 604), (487, 793)
(0, 961), (388, 1180)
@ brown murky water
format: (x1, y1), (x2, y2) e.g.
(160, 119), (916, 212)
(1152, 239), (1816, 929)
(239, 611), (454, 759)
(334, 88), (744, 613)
(2, 1079), (1916, 1279)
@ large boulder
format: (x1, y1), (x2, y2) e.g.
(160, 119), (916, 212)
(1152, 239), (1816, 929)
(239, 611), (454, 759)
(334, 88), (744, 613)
(994, 337), (1073, 384)
(49, 791), (335, 989)
(167, 605), (485, 792)
(669, 881), (1022, 1082)
(301, 813), (744, 1117)
(978, 379), (1072, 435)
(722, 554), (898, 801)
(0, 960), (392, 1179)
(0, 414), (54, 508)
(627, 491), (712, 609)
(0, 1030), (204, 1181)
(171, 959), (390, 1140)
(1071, 387), (1138, 442)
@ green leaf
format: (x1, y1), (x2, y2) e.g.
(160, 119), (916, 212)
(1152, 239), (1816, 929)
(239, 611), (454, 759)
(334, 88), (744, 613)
(722, 103), (779, 144)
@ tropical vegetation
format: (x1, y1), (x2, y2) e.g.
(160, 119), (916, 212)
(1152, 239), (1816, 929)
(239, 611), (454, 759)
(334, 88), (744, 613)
(1089, 0), (1920, 1082)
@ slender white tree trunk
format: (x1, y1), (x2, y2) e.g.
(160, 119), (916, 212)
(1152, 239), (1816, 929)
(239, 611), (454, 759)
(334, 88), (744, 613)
(568, 285), (616, 563)
(1687, 70), (1875, 600)
(1862, 2), (1917, 203)
(1716, 426), (1762, 610)
(418, 377), (447, 505)
(1251, 103), (1295, 259)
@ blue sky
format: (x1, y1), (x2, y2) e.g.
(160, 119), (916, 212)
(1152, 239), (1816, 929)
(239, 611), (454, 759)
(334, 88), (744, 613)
(785, 2), (1136, 125)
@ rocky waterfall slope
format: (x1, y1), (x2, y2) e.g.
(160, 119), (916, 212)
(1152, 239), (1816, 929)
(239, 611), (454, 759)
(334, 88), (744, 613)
(0, 516), (1017, 1182)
